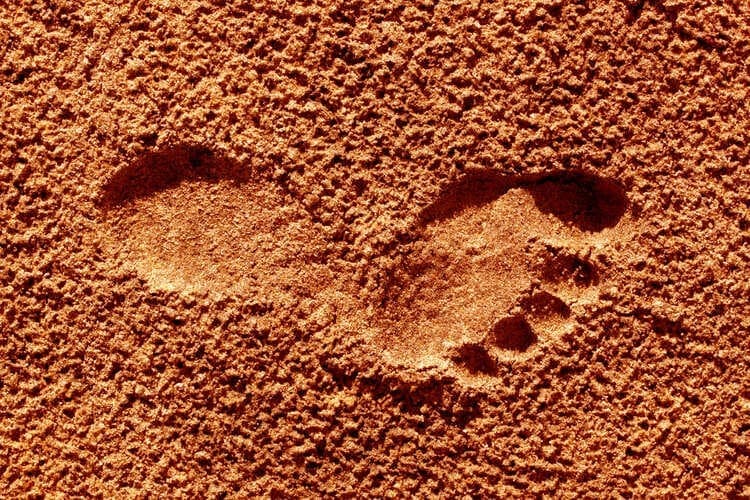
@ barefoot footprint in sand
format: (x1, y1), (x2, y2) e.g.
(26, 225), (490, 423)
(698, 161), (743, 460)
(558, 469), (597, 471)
(374, 169), (630, 381)
(99, 146), (630, 384)
(98, 145), (329, 295)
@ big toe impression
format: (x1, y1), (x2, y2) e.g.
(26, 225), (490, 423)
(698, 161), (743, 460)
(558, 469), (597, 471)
(526, 172), (628, 232)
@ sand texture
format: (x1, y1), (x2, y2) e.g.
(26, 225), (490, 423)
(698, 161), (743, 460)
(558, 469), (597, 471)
(1, 0), (749, 497)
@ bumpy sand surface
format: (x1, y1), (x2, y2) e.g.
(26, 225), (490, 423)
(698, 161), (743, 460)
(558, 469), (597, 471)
(1, 0), (749, 497)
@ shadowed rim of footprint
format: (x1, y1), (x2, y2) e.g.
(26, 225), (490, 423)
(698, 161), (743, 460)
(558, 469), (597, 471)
(97, 144), (254, 209)
(420, 169), (628, 231)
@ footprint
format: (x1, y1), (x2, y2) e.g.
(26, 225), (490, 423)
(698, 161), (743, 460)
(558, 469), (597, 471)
(374, 169), (629, 382)
(98, 145), (328, 295)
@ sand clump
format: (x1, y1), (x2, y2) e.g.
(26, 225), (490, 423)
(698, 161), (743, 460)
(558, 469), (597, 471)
(1, 0), (749, 497)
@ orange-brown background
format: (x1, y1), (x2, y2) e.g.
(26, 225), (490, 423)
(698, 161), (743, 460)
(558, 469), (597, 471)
(1, 0), (749, 496)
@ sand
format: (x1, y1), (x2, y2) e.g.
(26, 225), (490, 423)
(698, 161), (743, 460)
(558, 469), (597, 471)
(1, 0), (749, 497)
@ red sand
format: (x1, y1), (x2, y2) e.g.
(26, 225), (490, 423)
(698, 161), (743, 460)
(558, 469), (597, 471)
(1, 0), (749, 496)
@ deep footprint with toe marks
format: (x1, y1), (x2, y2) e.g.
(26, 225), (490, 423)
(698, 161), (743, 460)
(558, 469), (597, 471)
(98, 145), (328, 295)
(99, 151), (630, 385)
(375, 169), (630, 382)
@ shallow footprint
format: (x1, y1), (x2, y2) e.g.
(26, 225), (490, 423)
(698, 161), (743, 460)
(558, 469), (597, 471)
(98, 145), (328, 295)
(374, 169), (629, 380)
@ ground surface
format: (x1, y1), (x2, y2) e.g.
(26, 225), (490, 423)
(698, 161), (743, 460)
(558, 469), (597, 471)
(1, 0), (749, 497)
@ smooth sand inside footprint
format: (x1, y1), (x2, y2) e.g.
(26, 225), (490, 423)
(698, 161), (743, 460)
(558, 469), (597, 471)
(99, 146), (328, 295)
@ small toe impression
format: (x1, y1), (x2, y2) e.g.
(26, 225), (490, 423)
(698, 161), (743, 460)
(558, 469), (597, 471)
(540, 251), (599, 287)
(490, 315), (537, 352)
(450, 342), (498, 376)
(521, 290), (571, 320)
